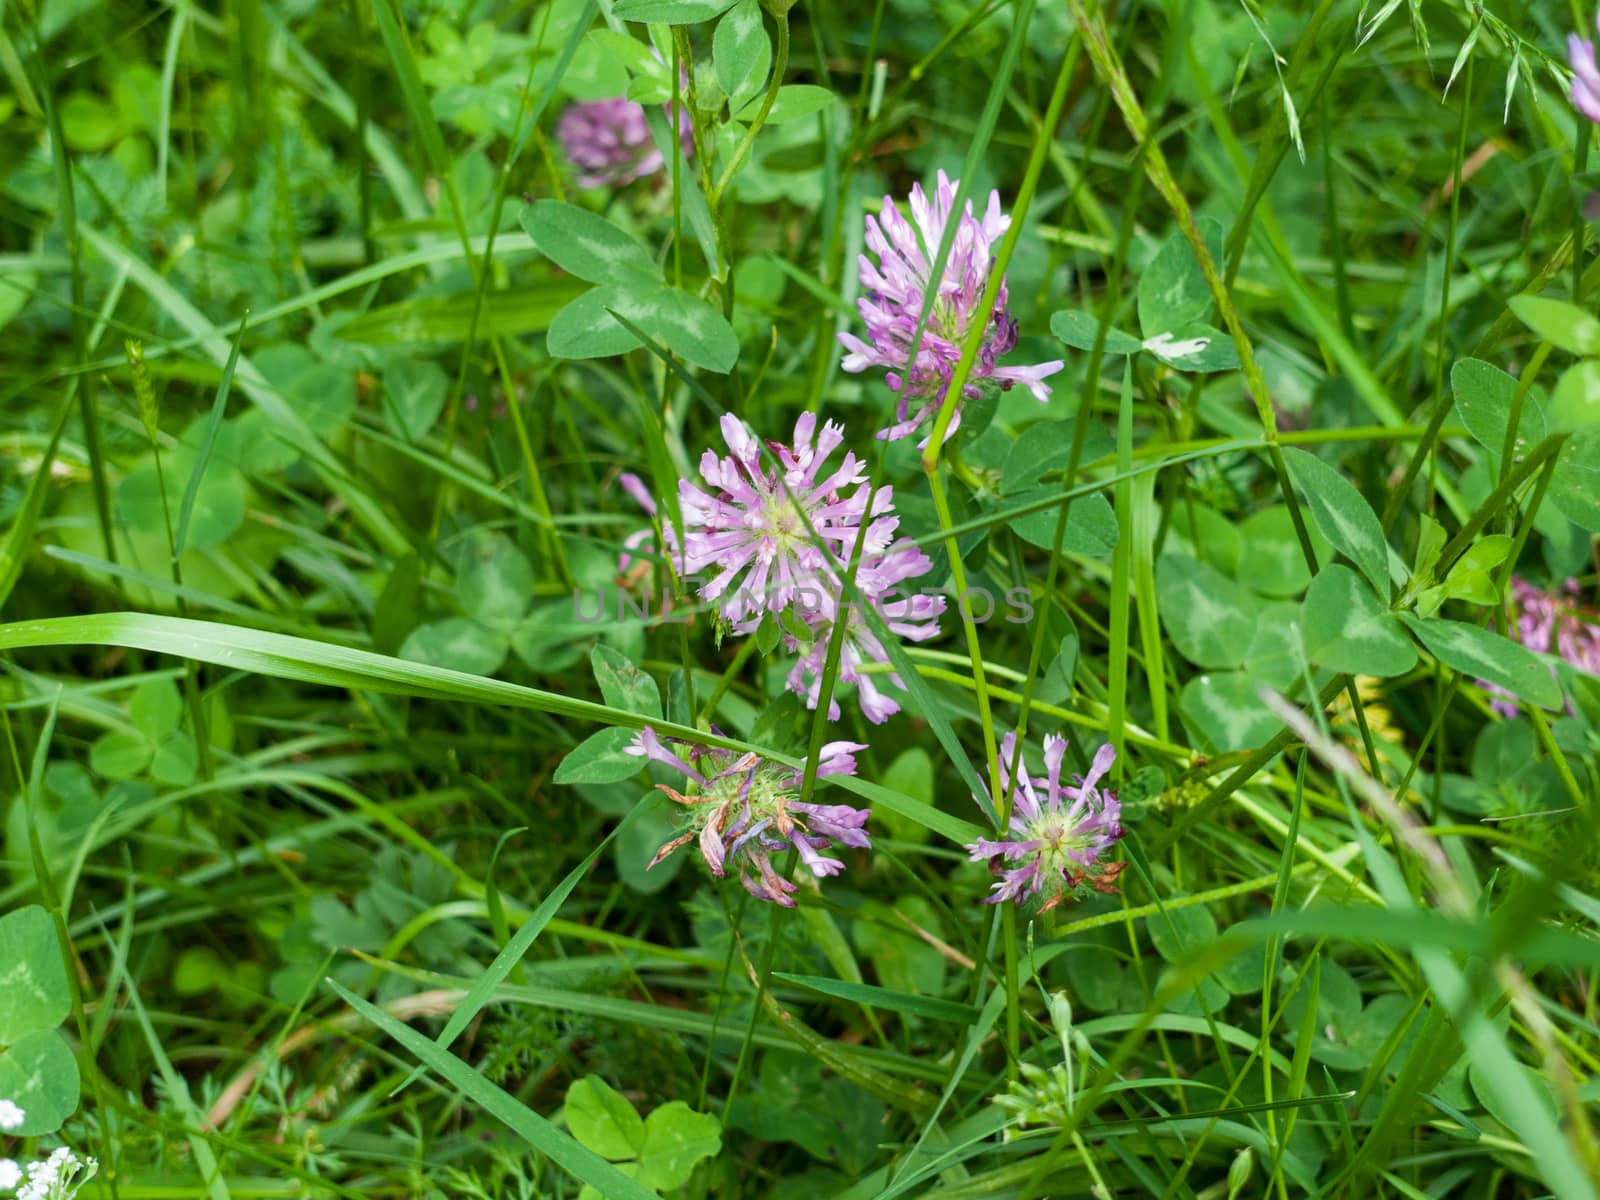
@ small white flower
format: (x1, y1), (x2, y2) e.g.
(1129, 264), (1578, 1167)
(0, 1160), (20, 1190)
(0, 1101), (23, 1132)
(13, 1146), (95, 1200)
(1142, 331), (1211, 364)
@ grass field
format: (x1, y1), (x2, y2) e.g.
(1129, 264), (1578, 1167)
(2, 0), (1600, 1196)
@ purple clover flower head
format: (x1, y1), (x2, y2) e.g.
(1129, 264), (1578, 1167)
(965, 734), (1125, 911)
(557, 99), (663, 188)
(1571, 13), (1600, 124)
(556, 96), (693, 189)
(785, 540), (945, 724)
(1481, 577), (1600, 715)
(679, 412), (897, 626)
(624, 728), (871, 906)
(838, 169), (1064, 445)
(668, 411), (945, 724)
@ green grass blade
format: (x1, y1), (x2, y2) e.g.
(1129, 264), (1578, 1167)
(102, 920), (233, 1200)
(773, 972), (981, 1024)
(0, 612), (970, 847)
(0, 391), (71, 614)
(174, 314), (246, 559)
(326, 979), (659, 1200)
(391, 794), (663, 1095)
(77, 226), (409, 555)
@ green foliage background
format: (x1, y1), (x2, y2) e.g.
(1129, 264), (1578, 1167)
(1, 0), (1598, 1195)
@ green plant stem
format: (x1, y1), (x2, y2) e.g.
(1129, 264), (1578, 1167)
(920, 0), (1039, 464)
(723, 465), (885, 1116)
(697, 635), (760, 724)
(925, 466), (1013, 1039)
(1381, 54), (1473, 533)
(36, 40), (114, 564)
(1067, 0), (1277, 439)
(712, 13), (789, 207)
